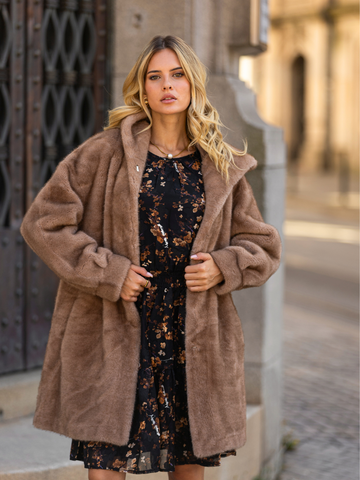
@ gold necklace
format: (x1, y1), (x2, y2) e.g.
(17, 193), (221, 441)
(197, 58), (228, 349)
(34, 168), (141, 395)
(150, 141), (191, 159)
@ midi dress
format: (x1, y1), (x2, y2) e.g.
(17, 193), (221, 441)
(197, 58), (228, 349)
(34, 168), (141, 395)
(69, 148), (236, 474)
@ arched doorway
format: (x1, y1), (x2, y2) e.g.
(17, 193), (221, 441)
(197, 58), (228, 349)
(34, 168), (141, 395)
(289, 55), (306, 171)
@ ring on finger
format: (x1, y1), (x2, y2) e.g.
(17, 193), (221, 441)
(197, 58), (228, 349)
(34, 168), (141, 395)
(144, 279), (149, 288)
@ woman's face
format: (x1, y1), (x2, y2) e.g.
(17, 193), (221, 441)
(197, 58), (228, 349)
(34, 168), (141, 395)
(144, 48), (191, 115)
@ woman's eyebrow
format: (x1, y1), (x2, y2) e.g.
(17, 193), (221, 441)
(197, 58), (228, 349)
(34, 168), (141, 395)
(147, 66), (183, 75)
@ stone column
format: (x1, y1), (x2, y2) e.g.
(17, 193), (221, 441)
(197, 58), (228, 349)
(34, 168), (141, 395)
(210, 75), (286, 479)
(110, 1), (286, 478)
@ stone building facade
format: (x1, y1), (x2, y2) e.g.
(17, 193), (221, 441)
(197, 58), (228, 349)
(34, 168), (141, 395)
(241, 0), (359, 174)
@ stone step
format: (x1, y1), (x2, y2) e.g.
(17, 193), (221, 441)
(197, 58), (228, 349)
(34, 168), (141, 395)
(0, 369), (42, 422)
(0, 405), (262, 480)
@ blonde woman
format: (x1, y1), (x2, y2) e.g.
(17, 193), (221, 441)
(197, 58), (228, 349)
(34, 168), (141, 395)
(20, 35), (282, 480)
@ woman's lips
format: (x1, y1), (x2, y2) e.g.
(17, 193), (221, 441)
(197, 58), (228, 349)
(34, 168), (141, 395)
(161, 98), (176, 103)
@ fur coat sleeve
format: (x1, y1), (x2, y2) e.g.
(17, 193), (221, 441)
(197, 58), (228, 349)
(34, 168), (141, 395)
(210, 174), (282, 295)
(20, 132), (132, 303)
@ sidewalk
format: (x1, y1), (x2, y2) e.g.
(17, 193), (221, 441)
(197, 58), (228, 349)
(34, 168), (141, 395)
(279, 170), (359, 480)
(285, 170), (359, 224)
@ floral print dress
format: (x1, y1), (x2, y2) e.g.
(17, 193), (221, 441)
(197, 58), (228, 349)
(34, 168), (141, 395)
(69, 149), (236, 474)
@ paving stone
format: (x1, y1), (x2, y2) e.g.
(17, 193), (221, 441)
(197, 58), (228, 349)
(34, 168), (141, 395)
(279, 231), (359, 480)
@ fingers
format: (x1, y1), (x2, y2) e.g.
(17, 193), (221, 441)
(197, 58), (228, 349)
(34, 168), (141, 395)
(185, 253), (223, 292)
(120, 264), (153, 302)
(184, 271), (208, 280)
(134, 275), (151, 290)
(128, 266), (152, 290)
(127, 276), (151, 296)
(185, 253), (222, 288)
(120, 281), (148, 302)
(130, 264), (153, 279)
(186, 275), (218, 292)
(190, 252), (211, 262)
(185, 257), (210, 291)
(186, 278), (210, 291)
(185, 262), (207, 274)
(122, 295), (138, 302)
(140, 278), (152, 289)
(185, 261), (209, 278)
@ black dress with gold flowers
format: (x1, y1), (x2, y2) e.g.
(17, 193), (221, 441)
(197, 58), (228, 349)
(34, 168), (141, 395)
(69, 149), (236, 473)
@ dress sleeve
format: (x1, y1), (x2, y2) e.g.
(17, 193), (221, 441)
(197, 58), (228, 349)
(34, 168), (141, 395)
(209, 174), (282, 296)
(20, 134), (132, 303)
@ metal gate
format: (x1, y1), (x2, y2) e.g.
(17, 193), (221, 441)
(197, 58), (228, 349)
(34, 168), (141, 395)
(0, 0), (108, 374)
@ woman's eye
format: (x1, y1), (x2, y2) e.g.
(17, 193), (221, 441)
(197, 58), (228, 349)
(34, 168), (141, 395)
(149, 72), (184, 80)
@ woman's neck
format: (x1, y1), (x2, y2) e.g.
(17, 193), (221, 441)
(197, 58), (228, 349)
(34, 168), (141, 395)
(150, 111), (192, 154)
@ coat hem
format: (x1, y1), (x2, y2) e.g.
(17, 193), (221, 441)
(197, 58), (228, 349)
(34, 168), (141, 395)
(192, 432), (246, 458)
(32, 419), (131, 446)
(33, 419), (246, 459)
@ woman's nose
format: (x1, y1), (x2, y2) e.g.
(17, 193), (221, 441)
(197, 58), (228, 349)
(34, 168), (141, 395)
(162, 76), (173, 90)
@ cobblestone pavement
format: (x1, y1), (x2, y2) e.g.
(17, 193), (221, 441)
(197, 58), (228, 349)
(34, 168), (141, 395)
(279, 205), (359, 480)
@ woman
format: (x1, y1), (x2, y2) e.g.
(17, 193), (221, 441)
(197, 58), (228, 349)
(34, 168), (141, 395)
(20, 35), (282, 480)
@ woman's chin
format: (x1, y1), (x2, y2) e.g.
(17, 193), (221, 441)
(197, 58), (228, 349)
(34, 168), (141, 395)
(151, 105), (189, 116)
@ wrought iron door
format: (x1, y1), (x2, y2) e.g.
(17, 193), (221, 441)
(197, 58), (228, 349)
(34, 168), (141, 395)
(0, 0), (108, 374)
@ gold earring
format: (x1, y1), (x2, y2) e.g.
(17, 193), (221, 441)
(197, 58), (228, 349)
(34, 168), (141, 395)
(144, 97), (149, 105)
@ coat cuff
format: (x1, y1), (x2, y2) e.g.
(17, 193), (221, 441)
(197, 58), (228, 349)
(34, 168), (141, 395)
(95, 254), (132, 303)
(210, 249), (243, 296)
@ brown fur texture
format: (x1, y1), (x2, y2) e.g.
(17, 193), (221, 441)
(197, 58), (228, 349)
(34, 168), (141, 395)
(20, 111), (282, 458)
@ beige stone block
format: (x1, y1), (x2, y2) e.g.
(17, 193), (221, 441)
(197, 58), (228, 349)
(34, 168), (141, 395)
(0, 464), (87, 480)
(205, 405), (263, 480)
(0, 370), (41, 421)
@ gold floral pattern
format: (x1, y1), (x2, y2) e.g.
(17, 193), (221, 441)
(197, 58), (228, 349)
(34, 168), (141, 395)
(69, 149), (236, 473)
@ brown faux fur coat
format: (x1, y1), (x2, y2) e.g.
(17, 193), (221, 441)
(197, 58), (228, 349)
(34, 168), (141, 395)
(20, 111), (282, 458)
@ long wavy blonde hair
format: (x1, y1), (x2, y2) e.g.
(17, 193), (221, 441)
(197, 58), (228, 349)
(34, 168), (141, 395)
(104, 35), (247, 182)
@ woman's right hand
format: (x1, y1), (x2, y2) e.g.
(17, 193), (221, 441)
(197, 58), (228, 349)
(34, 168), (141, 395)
(120, 264), (153, 302)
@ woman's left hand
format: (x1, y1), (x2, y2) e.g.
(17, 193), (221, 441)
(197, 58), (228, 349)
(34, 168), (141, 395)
(184, 252), (224, 292)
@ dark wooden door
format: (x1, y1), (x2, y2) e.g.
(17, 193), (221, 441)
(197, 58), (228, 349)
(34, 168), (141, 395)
(0, 0), (108, 374)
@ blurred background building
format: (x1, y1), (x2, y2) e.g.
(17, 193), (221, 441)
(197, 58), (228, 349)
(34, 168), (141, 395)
(242, 3), (358, 480)
(240, 0), (359, 178)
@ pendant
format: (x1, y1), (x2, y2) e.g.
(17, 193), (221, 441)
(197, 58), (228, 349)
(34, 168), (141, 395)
(167, 153), (173, 159)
